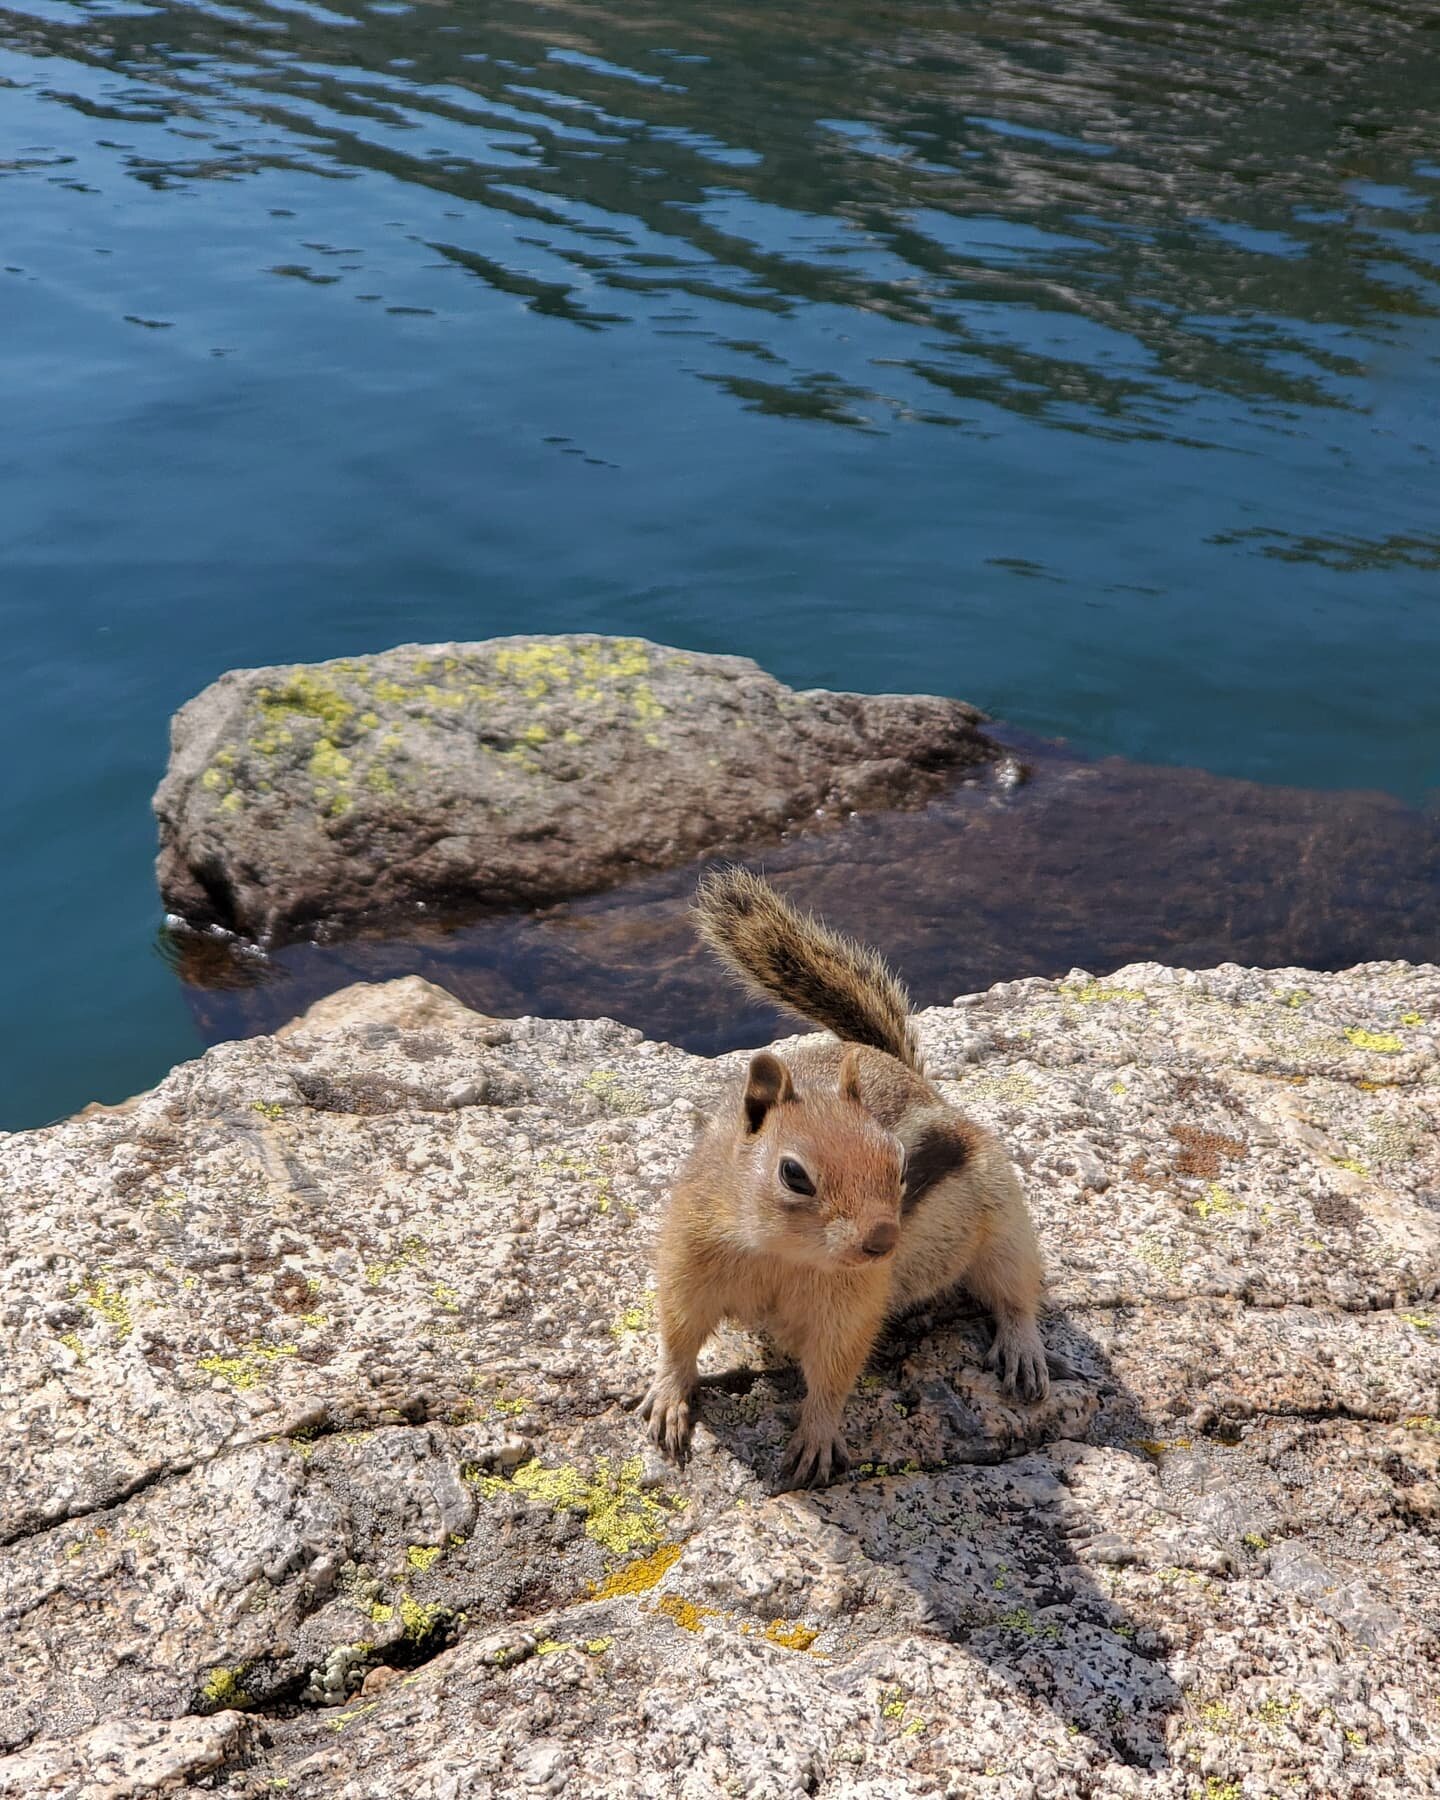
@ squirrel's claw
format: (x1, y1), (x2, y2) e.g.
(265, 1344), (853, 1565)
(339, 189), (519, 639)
(779, 1425), (850, 1490)
(640, 1375), (695, 1463)
(986, 1321), (1050, 1404)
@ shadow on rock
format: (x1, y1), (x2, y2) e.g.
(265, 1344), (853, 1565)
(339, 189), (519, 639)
(691, 1296), (1183, 1769)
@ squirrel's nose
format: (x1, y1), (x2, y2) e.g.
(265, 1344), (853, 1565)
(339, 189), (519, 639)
(860, 1219), (899, 1259)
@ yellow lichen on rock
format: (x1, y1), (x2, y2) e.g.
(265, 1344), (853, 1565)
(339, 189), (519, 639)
(588, 1541), (683, 1600)
(199, 1665), (252, 1710)
(1136, 1233), (1184, 1278)
(309, 739), (352, 783)
(1193, 1184), (1241, 1221)
(488, 637), (658, 711)
(83, 1278), (133, 1338)
(582, 1069), (650, 1116)
(653, 1592), (718, 1633)
(485, 1455), (679, 1557)
(398, 1595), (442, 1639)
(609, 1290), (656, 1338)
(257, 672), (355, 742)
(1061, 981), (1147, 1005)
(197, 1343), (298, 1389)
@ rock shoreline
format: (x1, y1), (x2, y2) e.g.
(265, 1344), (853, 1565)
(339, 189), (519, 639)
(2, 961), (1437, 1796)
(154, 636), (1003, 946)
(176, 736), (1440, 1069)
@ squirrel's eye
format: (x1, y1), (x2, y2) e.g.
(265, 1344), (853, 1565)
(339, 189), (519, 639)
(779, 1157), (816, 1197)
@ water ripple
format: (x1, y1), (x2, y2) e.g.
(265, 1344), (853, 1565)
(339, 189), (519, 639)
(2, 0), (1436, 438)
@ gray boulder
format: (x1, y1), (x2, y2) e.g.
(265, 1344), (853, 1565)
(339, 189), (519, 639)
(1, 962), (1437, 1796)
(153, 637), (999, 943)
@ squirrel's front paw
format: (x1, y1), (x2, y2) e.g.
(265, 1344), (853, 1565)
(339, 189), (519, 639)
(779, 1423), (850, 1490)
(986, 1320), (1050, 1404)
(639, 1373), (696, 1462)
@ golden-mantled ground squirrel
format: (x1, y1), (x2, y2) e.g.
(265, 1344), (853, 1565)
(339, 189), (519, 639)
(640, 868), (1048, 1487)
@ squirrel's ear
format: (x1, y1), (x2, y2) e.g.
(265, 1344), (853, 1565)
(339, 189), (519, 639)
(838, 1047), (864, 1105)
(742, 1052), (794, 1135)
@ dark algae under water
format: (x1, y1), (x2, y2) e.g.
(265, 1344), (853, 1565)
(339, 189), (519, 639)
(2, 0), (1438, 1126)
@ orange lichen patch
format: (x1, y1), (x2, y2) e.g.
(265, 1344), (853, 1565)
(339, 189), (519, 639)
(764, 1620), (819, 1651)
(588, 1541), (682, 1602)
(654, 1593), (719, 1634)
(1171, 1126), (1247, 1179)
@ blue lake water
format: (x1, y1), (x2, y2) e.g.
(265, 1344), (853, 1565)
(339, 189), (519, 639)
(2, 0), (1438, 1129)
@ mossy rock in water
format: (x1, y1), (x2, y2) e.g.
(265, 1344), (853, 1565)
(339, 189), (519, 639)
(153, 633), (1000, 944)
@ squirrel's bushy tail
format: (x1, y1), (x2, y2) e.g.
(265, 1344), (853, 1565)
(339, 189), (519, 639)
(694, 867), (923, 1073)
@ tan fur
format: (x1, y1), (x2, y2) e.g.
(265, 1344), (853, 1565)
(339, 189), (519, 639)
(641, 877), (1049, 1487)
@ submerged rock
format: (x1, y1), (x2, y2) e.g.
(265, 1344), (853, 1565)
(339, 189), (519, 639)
(153, 636), (999, 944)
(180, 741), (1440, 1062)
(0, 963), (1437, 1796)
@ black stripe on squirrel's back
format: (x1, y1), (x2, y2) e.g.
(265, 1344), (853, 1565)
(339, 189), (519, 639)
(694, 868), (924, 1073)
(901, 1115), (976, 1215)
